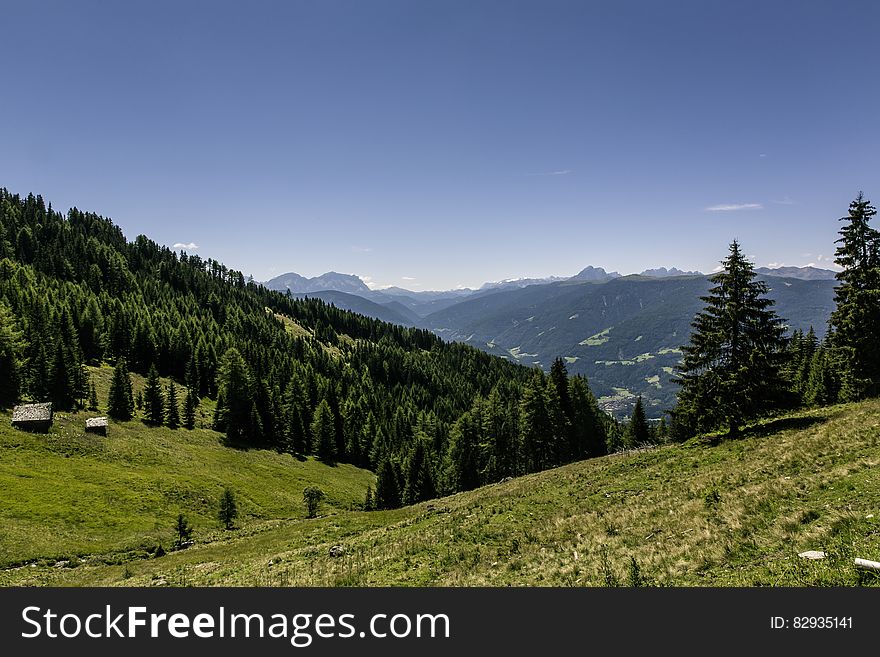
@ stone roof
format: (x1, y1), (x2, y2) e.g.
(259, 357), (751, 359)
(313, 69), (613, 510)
(85, 417), (108, 428)
(12, 402), (53, 423)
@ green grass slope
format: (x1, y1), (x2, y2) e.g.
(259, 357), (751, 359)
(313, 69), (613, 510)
(0, 367), (375, 571)
(3, 399), (880, 587)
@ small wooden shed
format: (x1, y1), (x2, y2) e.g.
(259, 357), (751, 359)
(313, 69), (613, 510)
(85, 416), (108, 436)
(11, 402), (54, 433)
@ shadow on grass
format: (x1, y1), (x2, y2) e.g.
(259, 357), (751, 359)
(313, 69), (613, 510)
(690, 414), (831, 447)
(739, 415), (829, 440)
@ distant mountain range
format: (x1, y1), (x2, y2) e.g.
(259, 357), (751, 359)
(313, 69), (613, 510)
(754, 266), (839, 281)
(264, 265), (839, 417)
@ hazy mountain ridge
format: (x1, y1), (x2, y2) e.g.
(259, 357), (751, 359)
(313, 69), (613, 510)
(264, 266), (839, 417)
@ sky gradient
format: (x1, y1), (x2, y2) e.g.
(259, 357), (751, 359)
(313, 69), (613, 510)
(2, 0), (878, 290)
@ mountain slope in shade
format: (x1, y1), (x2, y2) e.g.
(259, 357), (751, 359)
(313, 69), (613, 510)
(291, 290), (418, 326)
(755, 266), (839, 280)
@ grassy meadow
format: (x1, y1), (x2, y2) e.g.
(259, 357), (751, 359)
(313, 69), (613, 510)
(2, 376), (879, 587)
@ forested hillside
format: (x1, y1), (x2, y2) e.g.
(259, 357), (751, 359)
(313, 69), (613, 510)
(0, 189), (615, 504)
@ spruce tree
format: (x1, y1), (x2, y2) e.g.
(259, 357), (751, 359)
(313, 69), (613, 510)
(214, 347), (253, 443)
(375, 458), (401, 510)
(49, 341), (77, 410)
(166, 381), (180, 429)
(569, 375), (606, 458)
(828, 192), (880, 399)
(107, 358), (134, 421)
(143, 364), (165, 425)
(218, 487), (238, 530)
(174, 513), (193, 548)
(0, 302), (23, 408)
(673, 240), (789, 438)
(403, 438), (435, 505)
(183, 386), (197, 429)
(626, 396), (650, 447)
(363, 484), (375, 511)
(311, 399), (337, 463)
(88, 380), (99, 411)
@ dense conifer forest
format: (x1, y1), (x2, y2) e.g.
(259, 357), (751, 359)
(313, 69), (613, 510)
(2, 188), (877, 510)
(0, 188), (615, 506)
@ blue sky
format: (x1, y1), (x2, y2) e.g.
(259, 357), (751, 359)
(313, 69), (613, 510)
(1, 0), (877, 290)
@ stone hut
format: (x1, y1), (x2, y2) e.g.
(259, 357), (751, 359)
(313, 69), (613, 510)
(11, 402), (53, 433)
(85, 416), (108, 436)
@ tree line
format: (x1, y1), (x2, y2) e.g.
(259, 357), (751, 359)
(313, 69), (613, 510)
(0, 188), (611, 508)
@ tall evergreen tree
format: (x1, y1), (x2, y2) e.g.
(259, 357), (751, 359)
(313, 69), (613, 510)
(403, 438), (435, 505)
(49, 340), (77, 410)
(166, 381), (180, 429)
(375, 458), (402, 510)
(107, 358), (134, 421)
(310, 398), (337, 463)
(0, 302), (23, 408)
(626, 396), (650, 447)
(673, 240), (789, 438)
(828, 192), (880, 400)
(88, 380), (99, 411)
(214, 347), (253, 443)
(569, 375), (606, 458)
(183, 386), (197, 429)
(143, 364), (165, 425)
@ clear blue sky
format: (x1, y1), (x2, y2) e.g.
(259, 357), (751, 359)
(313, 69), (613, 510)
(2, 0), (877, 290)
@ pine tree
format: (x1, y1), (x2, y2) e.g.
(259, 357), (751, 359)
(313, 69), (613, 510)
(166, 381), (180, 429)
(626, 396), (650, 447)
(805, 348), (837, 407)
(375, 458), (401, 510)
(143, 364), (165, 425)
(214, 347), (253, 443)
(569, 375), (606, 458)
(49, 340), (77, 410)
(403, 438), (435, 505)
(183, 386), (197, 429)
(88, 380), (99, 411)
(310, 398), (337, 463)
(107, 358), (134, 421)
(363, 484), (375, 511)
(828, 192), (880, 400)
(174, 513), (193, 548)
(218, 487), (238, 530)
(673, 240), (789, 438)
(0, 302), (23, 408)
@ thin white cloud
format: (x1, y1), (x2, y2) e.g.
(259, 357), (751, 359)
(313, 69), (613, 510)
(767, 262), (784, 268)
(772, 197), (795, 205)
(361, 275), (384, 291)
(704, 203), (763, 212)
(173, 242), (199, 250)
(401, 276), (416, 281)
(801, 252), (812, 258)
(806, 262), (816, 267)
(351, 245), (373, 253)
(759, 153), (767, 158)
(524, 169), (572, 176)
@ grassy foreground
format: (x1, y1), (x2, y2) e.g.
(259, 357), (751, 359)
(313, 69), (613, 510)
(2, 396), (880, 587)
